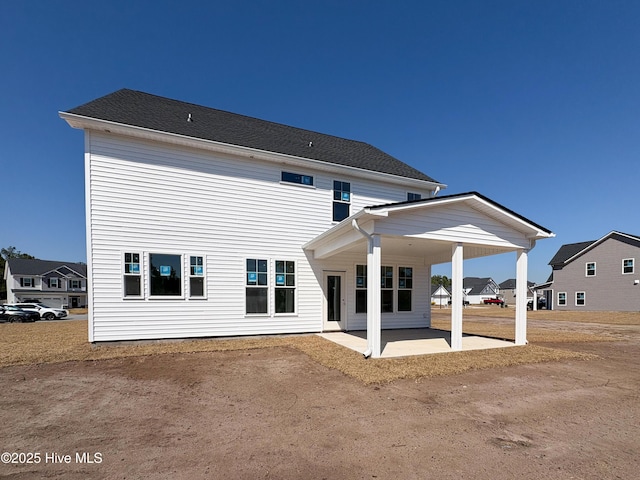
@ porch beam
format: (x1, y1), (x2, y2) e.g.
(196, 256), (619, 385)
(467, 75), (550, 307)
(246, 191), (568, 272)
(367, 234), (382, 358)
(515, 248), (529, 345)
(451, 243), (463, 351)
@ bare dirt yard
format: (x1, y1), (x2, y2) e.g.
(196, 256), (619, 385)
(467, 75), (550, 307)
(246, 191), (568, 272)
(1, 309), (639, 479)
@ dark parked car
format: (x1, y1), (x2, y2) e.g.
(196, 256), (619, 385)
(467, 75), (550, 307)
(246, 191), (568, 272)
(528, 298), (547, 310)
(0, 305), (39, 323)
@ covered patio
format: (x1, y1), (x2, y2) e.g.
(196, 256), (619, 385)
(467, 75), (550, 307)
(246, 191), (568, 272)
(319, 328), (514, 358)
(304, 192), (554, 358)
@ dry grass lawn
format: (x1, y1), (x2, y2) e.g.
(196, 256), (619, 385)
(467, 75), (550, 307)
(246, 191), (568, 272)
(2, 309), (626, 383)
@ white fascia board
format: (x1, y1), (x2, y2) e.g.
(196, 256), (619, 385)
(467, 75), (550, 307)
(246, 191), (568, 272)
(369, 193), (554, 241)
(59, 112), (447, 191)
(563, 230), (635, 264)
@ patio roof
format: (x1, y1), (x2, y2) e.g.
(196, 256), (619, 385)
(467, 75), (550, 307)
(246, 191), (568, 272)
(304, 191), (554, 358)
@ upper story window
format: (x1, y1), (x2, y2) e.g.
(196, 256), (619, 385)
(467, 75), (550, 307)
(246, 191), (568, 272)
(49, 278), (60, 288)
(281, 171), (314, 186)
(20, 277), (35, 287)
(123, 252), (142, 297)
(149, 253), (182, 297)
(623, 258), (634, 274)
(586, 262), (596, 277)
(69, 279), (82, 289)
(407, 192), (422, 201)
(333, 180), (351, 222)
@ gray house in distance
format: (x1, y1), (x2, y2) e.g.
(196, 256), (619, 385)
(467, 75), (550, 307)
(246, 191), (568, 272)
(539, 231), (640, 311)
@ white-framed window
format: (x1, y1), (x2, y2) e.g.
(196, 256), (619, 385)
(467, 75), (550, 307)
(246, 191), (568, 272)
(622, 258), (634, 274)
(246, 258), (268, 314)
(123, 252), (142, 298)
(49, 278), (60, 288)
(381, 265), (394, 313)
(69, 279), (82, 289)
(148, 253), (183, 298)
(576, 291), (586, 306)
(275, 260), (296, 314)
(398, 267), (413, 312)
(355, 264), (367, 313)
(189, 256), (205, 298)
(20, 277), (35, 288)
(332, 180), (351, 222)
(281, 171), (314, 186)
(558, 292), (567, 306)
(407, 192), (421, 201)
(586, 262), (596, 277)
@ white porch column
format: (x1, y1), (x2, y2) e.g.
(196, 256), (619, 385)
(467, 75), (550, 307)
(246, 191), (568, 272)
(425, 264), (432, 327)
(367, 234), (382, 358)
(515, 248), (529, 345)
(451, 243), (463, 351)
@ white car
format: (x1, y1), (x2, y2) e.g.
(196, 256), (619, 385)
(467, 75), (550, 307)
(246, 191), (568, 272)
(10, 303), (68, 320)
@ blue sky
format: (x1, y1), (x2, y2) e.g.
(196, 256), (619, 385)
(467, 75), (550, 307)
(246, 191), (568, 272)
(2, 0), (638, 284)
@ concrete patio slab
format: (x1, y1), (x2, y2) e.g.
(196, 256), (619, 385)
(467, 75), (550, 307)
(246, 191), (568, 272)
(318, 328), (515, 358)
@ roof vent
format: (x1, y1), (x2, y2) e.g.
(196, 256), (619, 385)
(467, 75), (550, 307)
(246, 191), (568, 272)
(187, 113), (193, 122)
(308, 141), (313, 147)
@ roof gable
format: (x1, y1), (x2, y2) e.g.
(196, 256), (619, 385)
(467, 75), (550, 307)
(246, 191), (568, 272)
(63, 89), (442, 184)
(549, 231), (640, 267)
(7, 258), (87, 277)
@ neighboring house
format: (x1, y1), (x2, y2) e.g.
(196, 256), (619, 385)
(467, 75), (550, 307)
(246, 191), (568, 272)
(60, 89), (553, 357)
(463, 277), (501, 304)
(3, 258), (88, 309)
(499, 278), (535, 306)
(538, 231), (640, 311)
(431, 284), (451, 306)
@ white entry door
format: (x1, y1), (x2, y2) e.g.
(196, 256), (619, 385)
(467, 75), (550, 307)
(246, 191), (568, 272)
(323, 272), (346, 331)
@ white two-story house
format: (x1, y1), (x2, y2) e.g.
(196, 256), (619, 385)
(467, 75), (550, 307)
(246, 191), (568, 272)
(4, 258), (87, 309)
(60, 89), (553, 357)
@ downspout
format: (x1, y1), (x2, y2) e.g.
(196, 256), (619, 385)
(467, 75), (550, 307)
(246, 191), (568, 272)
(352, 218), (373, 359)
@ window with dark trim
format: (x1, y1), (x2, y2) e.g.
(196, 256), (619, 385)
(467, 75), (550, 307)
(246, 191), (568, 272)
(398, 267), (413, 311)
(281, 171), (314, 186)
(407, 192), (421, 201)
(20, 277), (34, 287)
(70, 279), (82, 289)
(190, 256), (205, 297)
(586, 262), (596, 277)
(246, 259), (268, 314)
(355, 264), (367, 313)
(558, 292), (567, 306)
(623, 258), (634, 274)
(149, 253), (182, 297)
(332, 180), (351, 222)
(49, 278), (60, 288)
(275, 260), (295, 314)
(124, 253), (142, 297)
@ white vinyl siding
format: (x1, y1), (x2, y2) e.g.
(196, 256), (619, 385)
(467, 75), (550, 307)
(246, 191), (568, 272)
(85, 132), (426, 341)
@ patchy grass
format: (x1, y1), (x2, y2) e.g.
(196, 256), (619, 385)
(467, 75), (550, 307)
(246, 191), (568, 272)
(0, 318), (603, 384)
(445, 306), (640, 325)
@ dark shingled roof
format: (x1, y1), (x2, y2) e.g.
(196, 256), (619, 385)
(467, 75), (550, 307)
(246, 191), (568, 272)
(548, 241), (595, 267)
(64, 89), (441, 184)
(7, 258), (87, 277)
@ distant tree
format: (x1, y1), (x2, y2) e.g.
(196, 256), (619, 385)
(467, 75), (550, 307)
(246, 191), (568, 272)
(431, 274), (451, 290)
